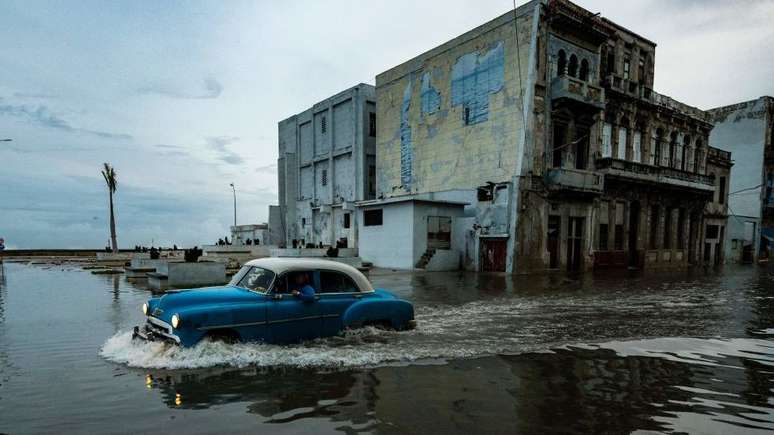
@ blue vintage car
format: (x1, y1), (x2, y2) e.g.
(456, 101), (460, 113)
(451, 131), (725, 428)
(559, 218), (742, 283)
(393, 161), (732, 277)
(133, 258), (415, 347)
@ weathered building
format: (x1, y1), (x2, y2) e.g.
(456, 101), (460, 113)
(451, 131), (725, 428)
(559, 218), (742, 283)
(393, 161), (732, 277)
(709, 96), (774, 263)
(277, 84), (377, 249)
(365, 0), (731, 273)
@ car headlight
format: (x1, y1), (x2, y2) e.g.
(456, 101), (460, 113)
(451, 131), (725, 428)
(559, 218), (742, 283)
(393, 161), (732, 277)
(171, 314), (181, 329)
(142, 303), (149, 315)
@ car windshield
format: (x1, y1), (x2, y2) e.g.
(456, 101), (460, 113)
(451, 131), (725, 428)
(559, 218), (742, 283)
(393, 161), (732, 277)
(230, 266), (275, 293)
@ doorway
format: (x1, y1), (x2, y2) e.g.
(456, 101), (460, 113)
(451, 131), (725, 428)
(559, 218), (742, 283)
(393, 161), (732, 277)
(567, 217), (584, 272)
(480, 238), (507, 272)
(628, 201), (640, 268)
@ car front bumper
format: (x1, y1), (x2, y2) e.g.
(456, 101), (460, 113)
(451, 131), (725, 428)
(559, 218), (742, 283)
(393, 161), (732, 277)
(132, 316), (181, 345)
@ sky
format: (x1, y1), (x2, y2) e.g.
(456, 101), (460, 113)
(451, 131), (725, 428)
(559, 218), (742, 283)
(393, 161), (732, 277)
(0, 0), (772, 249)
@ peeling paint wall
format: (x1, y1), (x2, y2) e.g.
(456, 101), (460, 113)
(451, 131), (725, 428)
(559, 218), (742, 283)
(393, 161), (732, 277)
(376, 4), (536, 197)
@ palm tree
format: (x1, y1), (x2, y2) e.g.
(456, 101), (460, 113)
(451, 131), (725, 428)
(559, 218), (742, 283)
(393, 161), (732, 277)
(101, 163), (118, 253)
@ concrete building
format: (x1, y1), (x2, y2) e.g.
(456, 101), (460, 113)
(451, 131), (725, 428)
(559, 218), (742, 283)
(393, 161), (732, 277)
(708, 96), (774, 264)
(277, 83), (377, 250)
(365, 0), (731, 273)
(230, 224), (270, 246)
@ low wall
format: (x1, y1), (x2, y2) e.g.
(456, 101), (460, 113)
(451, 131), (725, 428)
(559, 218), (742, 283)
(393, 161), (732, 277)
(270, 248), (359, 258)
(152, 261), (227, 289)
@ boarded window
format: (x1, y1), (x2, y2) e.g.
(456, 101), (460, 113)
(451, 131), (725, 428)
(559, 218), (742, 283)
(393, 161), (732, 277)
(427, 216), (452, 250)
(363, 209), (383, 226)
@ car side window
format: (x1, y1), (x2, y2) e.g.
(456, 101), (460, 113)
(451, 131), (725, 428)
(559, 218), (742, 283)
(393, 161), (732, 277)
(273, 274), (289, 294)
(319, 271), (359, 294)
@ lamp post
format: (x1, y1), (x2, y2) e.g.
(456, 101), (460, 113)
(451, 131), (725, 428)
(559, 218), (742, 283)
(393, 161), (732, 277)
(229, 183), (237, 227)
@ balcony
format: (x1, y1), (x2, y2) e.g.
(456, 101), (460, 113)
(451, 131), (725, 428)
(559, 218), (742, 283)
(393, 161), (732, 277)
(545, 167), (604, 195)
(596, 158), (715, 193)
(603, 74), (713, 124)
(550, 75), (605, 110)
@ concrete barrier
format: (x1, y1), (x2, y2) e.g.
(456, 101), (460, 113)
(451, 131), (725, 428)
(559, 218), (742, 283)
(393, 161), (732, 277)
(148, 261), (227, 290)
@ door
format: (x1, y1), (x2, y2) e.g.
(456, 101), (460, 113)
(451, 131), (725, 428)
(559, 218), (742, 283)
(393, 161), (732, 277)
(480, 239), (507, 272)
(628, 201), (640, 268)
(548, 216), (561, 269)
(567, 217), (585, 272)
(318, 270), (361, 336)
(268, 271), (321, 343)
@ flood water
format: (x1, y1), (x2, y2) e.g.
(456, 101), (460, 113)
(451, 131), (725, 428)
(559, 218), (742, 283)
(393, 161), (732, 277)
(1, 260), (773, 434)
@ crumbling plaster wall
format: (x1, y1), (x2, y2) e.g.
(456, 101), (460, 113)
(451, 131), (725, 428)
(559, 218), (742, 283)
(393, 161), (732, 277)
(375, 5), (536, 198)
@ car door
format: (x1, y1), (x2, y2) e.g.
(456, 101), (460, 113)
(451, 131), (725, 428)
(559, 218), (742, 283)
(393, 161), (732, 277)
(267, 271), (322, 343)
(318, 270), (361, 336)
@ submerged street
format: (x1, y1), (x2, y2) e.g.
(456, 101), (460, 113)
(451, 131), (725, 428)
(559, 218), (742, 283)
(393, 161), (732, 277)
(1, 261), (773, 434)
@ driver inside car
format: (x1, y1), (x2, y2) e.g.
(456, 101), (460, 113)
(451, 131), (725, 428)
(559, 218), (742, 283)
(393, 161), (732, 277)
(290, 272), (316, 302)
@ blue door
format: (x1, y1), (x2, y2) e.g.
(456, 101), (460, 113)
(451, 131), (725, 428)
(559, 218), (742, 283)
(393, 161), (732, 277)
(318, 270), (361, 336)
(267, 271), (321, 343)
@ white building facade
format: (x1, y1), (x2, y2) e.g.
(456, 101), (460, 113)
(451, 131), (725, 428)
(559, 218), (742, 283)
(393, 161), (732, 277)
(277, 84), (377, 249)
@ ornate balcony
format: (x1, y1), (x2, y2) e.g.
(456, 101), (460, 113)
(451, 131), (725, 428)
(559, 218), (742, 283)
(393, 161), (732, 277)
(595, 157), (715, 193)
(550, 75), (605, 110)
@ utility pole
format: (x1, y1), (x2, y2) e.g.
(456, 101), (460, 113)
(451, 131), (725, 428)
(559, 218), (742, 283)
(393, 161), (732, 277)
(230, 183), (237, 227)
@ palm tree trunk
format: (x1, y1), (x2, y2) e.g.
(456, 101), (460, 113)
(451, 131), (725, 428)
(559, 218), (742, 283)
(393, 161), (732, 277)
(109, 190), (117, 253)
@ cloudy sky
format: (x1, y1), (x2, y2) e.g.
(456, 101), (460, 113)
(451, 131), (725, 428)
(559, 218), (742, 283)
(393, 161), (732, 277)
(1, 0), (772, 249)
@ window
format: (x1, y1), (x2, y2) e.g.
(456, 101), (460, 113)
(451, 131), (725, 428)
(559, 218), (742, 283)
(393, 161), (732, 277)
(427, 216), (452, 250)
(301, 217), (306, 227)
(706, 224), (719, 240)
(364, 209), (383, 226)
(557, 50), (567, 77)
(623, 57), (631, 80)
(477, 185), (494, 202)
(663, 208), (672, 249)
(320, 271), (359, 293)
(632, 130), (642, 163)
(617, 123), (628, 160)
(553, 122), (567, 167)
(463, 106), (471, 125)
(606, 52), (616, 76)
(579, 58), (589, 81)
(649, 205), (659, 249)
(368, 165), (376, 198)
(638, 58), (645, 84)
(343, 213), (351, 229)
(694, 139), (703, 173)
(321, 169), (328, 186)
(233, 267), (275, 293)
(598, 224), (609, 251)
(683, 135), (691, 171)
(719, 176), (726, 204)
(369, 112), (376, 137)
(568, 54), (578, 77)
(575, 128), (589, 170)
(321, 115), (327, 134)
(654, 128), (664, 166)
(602, 123), (613, 158)
(669, 132), (678, 169)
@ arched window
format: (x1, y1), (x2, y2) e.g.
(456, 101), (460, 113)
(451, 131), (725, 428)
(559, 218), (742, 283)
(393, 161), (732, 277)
(568, 54), (578, 78)
(694, 139), (703, 173)
(654, 128), (664, 166)
(579, 59), (589, 81)
(669, 132), (678, 169)
(557, 50), (567, 77)
(682, 135), (691, 171)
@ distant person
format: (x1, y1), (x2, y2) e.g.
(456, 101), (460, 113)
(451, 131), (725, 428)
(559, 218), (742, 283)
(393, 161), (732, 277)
(0, 238), (5, 251)
(291, 273), (316, 302)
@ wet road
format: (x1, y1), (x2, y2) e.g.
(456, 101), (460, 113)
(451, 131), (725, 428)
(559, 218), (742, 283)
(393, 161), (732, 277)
(1, 261), (773, 434)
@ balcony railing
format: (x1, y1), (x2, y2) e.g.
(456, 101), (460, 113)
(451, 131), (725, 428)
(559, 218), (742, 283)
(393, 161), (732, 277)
(602, 74), (712, 123)
(545, 167), (604, 194)
(595, 157), (715, 193)
(550, 75), (605, 110)
(706, 146), (732, 163)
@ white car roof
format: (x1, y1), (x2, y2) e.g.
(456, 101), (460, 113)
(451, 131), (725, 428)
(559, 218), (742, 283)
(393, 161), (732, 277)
(244, 257), (374, 292)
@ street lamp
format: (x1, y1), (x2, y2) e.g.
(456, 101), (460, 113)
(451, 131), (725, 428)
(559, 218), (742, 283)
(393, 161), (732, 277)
(229, 182), (237, 227)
